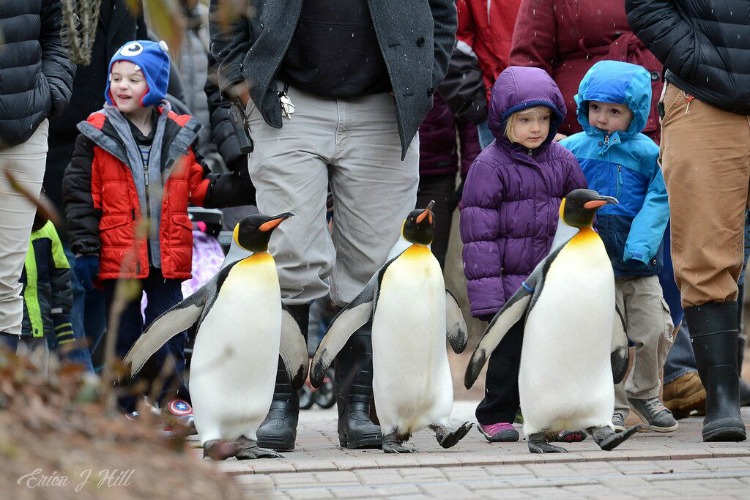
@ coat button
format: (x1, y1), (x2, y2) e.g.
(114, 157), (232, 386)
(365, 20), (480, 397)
(416, 37), (426, 47)
(650, 71), (660, 81)
(427, 87), (435, 96)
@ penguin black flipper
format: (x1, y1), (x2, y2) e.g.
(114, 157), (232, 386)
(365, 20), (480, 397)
(123, 263), (235, 376)
(611, 304), (629, 383)
(280, 305), (310, 390)
(309, 268), (385, 387)
(463, 244), (563, 389)
(446, 290), (468, 354)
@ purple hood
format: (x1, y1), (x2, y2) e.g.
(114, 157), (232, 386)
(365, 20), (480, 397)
(488, 66), (567, 153)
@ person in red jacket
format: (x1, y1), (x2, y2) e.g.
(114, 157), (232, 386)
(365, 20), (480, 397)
(456, 0), (522, 148)
(509, 0), (663, 143)
(62, 40), (254, 417)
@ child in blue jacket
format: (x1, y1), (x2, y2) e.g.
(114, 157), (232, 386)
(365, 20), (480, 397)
(561, 60), (675, 433)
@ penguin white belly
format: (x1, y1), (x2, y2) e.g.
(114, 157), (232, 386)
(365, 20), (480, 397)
(372, 246), (453, 434)
(519, 243), (615, 435)
(190, 256), (282, 444)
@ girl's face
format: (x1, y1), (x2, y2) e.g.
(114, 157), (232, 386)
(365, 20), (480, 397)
(588, 101), (633, 134)
(110, 61), (149, 115)
(511, 107), (551, 149)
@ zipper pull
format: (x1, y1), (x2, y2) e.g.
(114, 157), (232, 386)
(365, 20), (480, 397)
(604, 134), (610, 146)
(685, 94), (694, 114)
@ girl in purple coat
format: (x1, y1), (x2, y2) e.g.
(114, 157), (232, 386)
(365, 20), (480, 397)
(460, 66), (587, 442)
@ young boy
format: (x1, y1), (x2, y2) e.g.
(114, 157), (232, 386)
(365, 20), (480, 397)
(561, 60), (675, 433)
(19, 213), (75, 376)
(62, 40), (254, 420)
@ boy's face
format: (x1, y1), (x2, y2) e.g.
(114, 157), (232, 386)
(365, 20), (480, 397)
(110, 61), (149, 114)
(511, 106), (551, 149)
(587, 101), (633, 134)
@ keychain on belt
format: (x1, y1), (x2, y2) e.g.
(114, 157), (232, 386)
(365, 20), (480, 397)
(279, 83), (295, 118)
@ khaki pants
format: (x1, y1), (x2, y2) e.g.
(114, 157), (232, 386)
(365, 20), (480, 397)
(245, 85), (419, 305)
(660, 82), (750, 307)
(0, 120), (48, 335)
(614, 275), (674, 415)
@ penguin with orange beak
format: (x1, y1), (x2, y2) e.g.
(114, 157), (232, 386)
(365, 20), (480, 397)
(465, 189), (638, 453)
(311, 201), (473, 453)
(124, 213), (309, 460)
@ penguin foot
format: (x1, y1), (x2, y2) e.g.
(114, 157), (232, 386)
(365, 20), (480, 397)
(382, 432), (416, 453)
(528, 432), (567, 453)
(235, 436), (283, 459)
(589, 424), (641, 451)
(432, 422), (474, 449)
(203, 440), (238, 461)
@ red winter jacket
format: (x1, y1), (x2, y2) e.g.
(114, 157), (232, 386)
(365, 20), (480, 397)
(509, 0), (663, 142)
(456, 0), (522, 100)
(63, 107), (210, 280)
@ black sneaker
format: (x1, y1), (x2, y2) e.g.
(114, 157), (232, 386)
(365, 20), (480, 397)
(628, 397), (678, 432)
(612, 411), (626, 432)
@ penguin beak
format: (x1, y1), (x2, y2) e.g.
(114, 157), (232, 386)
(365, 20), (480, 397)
(259, 212), (294, 232)
(416, 200), (435, 224)
(584, 196), (618, 210)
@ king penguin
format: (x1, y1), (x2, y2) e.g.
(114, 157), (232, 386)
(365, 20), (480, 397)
(123, 213), (309, 460)
(465, 189), (638, 453)
(310, 202), (473, 453)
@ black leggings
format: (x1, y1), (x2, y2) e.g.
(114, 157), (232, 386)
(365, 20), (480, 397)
(475, 319), (524, 425)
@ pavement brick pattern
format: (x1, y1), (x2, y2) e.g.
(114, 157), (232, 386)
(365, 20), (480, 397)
(190, 402), (750, 498)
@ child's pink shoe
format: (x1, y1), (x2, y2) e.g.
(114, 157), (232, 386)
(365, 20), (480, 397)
(478, 422), (519, 442)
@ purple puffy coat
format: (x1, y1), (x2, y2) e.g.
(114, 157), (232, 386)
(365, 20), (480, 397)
(460, 66), (587, 318)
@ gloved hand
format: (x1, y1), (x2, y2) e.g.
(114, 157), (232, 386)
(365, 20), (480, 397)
(74, 255), (100, 291)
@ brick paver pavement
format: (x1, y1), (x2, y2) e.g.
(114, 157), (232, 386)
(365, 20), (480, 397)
(190, 403), (750, 498)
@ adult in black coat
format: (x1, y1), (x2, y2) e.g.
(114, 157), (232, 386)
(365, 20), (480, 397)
(626, 0), (750, 443)
(0, 0), (75, 347)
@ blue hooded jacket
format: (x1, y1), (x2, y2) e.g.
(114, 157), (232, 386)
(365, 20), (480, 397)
(561, 60), (669, 277)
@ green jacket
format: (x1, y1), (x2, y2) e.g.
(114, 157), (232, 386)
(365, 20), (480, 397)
(21, 221), (73, 340)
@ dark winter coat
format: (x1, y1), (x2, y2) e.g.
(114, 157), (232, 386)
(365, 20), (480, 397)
(208, 0), (456, 159)
(0, 0), (75, 146)
(626, 0), (750, 115)
(460, 67), (587, 318)
(419, 94), (479, 179)
(509, 0), (663, 142)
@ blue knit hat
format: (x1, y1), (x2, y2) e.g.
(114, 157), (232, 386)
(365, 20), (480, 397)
(105, 40), (170, 107)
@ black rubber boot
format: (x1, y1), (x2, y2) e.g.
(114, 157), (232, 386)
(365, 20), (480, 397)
(335, 321), (383, 449)
(256, 303), (309, 451)
(739, 333), (750, 406)
(685, 302), (747, 442)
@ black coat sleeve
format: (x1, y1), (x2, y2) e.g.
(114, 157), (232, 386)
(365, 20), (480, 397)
(41, 0), (76, 117)
(205, 52), (247, 173)
(437, 46), (487, 125)
(625, 0), (698, 78)
(62, 134), (102, 256)
(202, 169), (256, 209)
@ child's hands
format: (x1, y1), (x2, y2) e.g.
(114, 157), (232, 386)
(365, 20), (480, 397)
(74, 255), (100, 291)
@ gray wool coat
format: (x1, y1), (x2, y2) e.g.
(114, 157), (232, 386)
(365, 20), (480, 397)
(209, 0), (457, 159)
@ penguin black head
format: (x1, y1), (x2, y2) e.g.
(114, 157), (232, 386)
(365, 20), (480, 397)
(233, 212), (293, 252)
(402, 200), (435, 245)
(561, 189), (618, 228)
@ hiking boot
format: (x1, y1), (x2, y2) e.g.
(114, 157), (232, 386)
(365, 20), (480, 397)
(612, 412), (626, 432)
(478, 422), (519, 442)
(663, 371), (706, 419)
(628, 397), (678, 432)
